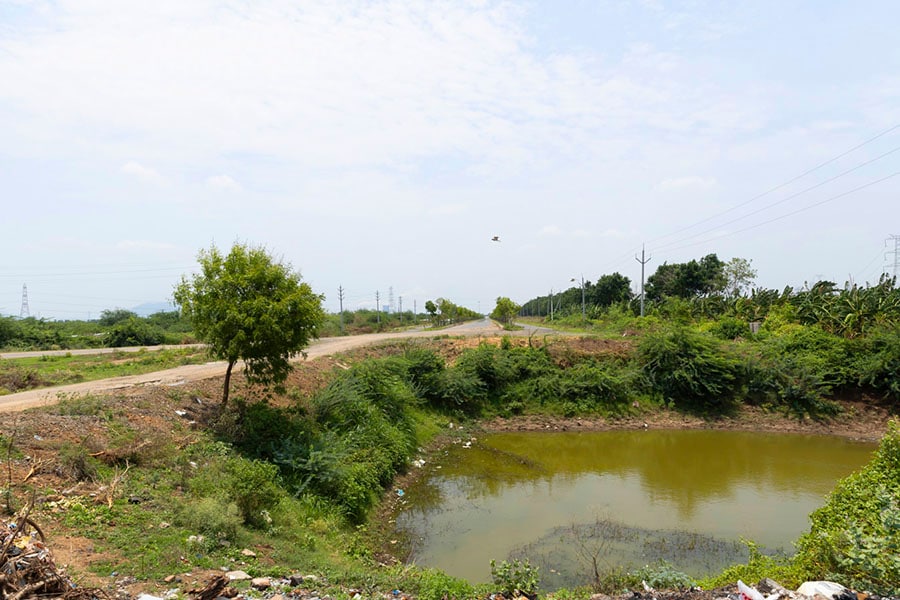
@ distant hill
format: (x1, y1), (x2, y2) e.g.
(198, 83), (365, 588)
(131, 301), (176, 316)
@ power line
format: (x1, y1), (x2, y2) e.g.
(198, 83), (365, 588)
(658, 172), (900, 254)
(647, 122), (900, 246)
(652, 144), (900, 253)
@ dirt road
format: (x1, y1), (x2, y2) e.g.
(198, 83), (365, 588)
(0, 319), (554, 413)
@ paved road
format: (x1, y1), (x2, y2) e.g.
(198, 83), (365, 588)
(0, 318), (555, 412)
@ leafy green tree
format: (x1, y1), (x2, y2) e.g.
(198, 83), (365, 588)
(646, 254), (725, 300)
(491, 297), (521, 326)
(174, 243), (325, 406)
(98, 308), (139, 326)
(425, 300), (438, 324)
(723, 257), (757, 298)
(0, 317), (20, 347)
(106, 317), (164, 347)
(588, 272), (633, 306)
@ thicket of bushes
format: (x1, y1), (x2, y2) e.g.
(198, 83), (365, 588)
(0, 309), (193, 350)
(24, 326), (897, 596)
(196, 322), (899, 527)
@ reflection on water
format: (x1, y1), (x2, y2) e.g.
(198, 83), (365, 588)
(393, 430), (874, 587)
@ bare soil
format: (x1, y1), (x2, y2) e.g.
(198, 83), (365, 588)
(1, 332), (896, 599)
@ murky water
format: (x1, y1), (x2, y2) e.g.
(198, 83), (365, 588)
(393, 430), (875, 589)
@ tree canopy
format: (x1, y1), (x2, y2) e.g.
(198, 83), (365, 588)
(645, 254), (726, 300)
(174, 243), (325, 405)
(491, 296), (521, 327)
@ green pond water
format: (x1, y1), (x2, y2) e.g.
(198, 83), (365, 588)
(392, 429), (875, 590)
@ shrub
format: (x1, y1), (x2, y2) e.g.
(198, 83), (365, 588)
(759, 325), (852, 391)
(854, 328), (900, 401)
(430, 368), (487, 412)
(794, 420), (900, 594)
(698, 540), (803, 589)
(410, 568), (476, 600)
(222, 457), (284, 527)
(490, 558), (540, 597)
(177, 496), (243, 544)
(455, 343), (517, 395)
(402, 347), (446, 398)
(709, 317), (751, 340)
(105, 317), (165, 347)
(558, 361), (631, 410)
(632, 560), (694, 590)
(638, 327), (744, 412)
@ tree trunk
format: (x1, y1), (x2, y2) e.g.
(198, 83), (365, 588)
(222, 359), (235, 406)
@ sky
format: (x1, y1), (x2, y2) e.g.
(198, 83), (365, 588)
(1, 0), (899, 320)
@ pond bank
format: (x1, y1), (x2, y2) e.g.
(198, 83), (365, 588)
(374, 399), (895, 577)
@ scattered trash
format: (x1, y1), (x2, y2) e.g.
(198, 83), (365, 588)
(738, 580), (765, 600)
(1, 500), (104, 600)
(796, 581), (850, 598)
(175, 410), (187, 417)
(32, 435), (42, 441)
(396, 489), (405, 497)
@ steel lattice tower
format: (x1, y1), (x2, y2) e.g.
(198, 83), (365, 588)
(20, 283), (30, 318)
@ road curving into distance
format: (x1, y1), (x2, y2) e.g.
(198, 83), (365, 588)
(0, 318), (557, 413)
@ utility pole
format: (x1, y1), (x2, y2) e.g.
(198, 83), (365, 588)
(388, 287), (394, 314)
(375, 290), (381, 324)
(635, 245), (651, 317)
(20, 283), (29, 319)
(887, 234), (900, 279)
(571, 275), (585, 322)
(398, 296), (403, 325)
(548, 289), (553, 321)
(337, 285), (345, 334)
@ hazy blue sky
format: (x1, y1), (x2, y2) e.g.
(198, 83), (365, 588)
(2, 0), (899, 319)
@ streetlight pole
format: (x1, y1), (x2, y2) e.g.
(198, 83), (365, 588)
(571, 275), (585, 323)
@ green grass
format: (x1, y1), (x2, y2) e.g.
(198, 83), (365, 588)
(0, 347), (208, 394)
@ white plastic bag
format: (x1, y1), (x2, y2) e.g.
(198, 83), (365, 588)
(738, 580), (765, 600)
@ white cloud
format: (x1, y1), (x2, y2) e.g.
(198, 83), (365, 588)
(0, 1), (775, 176)
(656, 176), (717, 191)
(539, 225), (563, 236)
(206, 174), (242, 192)
(121, 161), (164, 184)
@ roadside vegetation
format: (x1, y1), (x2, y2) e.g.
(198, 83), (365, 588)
(0, 309), (194, 351)
(0, 346), (208, 395)
(2, 249), (898, 597)
(4, 330), (898, 597)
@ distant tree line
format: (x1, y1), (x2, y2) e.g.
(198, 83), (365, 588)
(517, 253), (900, 338)
(0, 309), (193, 351)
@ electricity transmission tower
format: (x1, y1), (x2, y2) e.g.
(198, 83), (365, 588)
(20, 283), (30, 319)
(887, 234), (900, 279)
